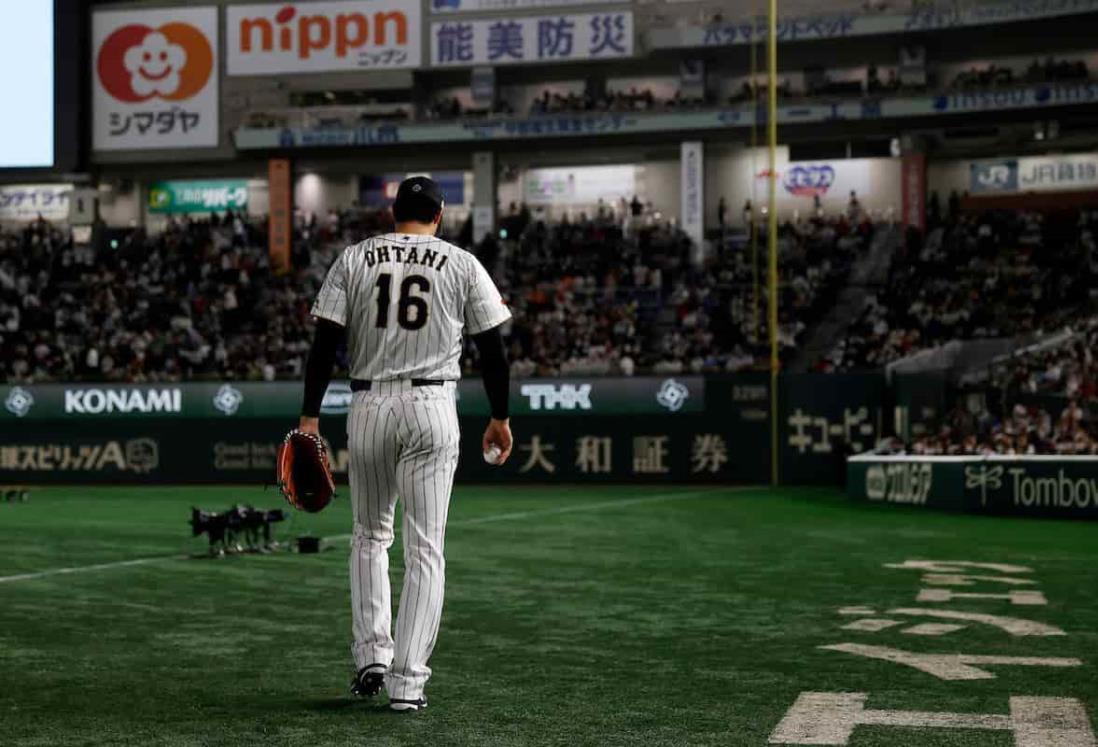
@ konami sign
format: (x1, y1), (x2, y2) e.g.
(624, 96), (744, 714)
(64, 388), (182, 415)
(226, 0), (422, 75)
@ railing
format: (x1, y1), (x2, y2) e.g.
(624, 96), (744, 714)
(244, 104), (412, 130)
(239, 74), (1095, 134)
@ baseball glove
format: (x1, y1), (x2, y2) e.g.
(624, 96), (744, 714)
(276, 430), (336, 513)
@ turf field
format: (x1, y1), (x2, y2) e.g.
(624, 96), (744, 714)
(0, 485), (1095, 746)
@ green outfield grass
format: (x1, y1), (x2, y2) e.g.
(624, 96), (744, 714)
(0, 484), (1095, 746)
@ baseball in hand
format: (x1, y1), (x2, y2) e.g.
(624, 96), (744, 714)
(483, 445), (502, 465)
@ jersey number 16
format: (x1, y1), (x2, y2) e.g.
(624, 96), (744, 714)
(374, 273), (430, 331)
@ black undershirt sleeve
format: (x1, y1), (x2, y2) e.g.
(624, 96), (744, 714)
(471, 325), (510, 420)
(301, 318), (345, 418)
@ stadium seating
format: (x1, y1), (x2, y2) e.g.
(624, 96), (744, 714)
(992, 315), (1098, 401)
(2, 208), (875, 382)
(819, 208), (1098, 372)
(0, 215), (322, 382)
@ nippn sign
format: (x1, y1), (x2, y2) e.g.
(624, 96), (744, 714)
(92, 7), (219, 151)
(227, 1), (422, 74)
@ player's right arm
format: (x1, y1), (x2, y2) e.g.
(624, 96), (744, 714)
(471, 326), (512, 464)
(464, 256), (514, 465)
(299, 248), (350, 435)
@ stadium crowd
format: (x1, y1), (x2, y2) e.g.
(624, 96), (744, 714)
(460, 207), (872, 377)
(950, 57), (1090, 90)
(818, 207), (1098, 371)
(426, 97), (516, 120)
(1, 205), (872, 383)
(893, 399), (1098, 456)
(0, 214), (327, 383)
(526, 87), (715, 116)
(7, 201), (1094, 388)
(995, 319), (1098, 400)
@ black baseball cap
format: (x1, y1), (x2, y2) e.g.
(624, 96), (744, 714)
(393, 176), (444, 219)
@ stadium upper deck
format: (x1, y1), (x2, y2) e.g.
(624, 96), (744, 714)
(74, 0), (1098, 168)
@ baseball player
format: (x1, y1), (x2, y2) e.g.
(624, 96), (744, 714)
(297, 176), (513, 712)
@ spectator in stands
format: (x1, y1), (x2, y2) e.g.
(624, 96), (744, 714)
(847, 191), (862, 221)
(820, 208), (1098, 372)
(4, 203), (872, 383)
(901, 399), (1097, 456)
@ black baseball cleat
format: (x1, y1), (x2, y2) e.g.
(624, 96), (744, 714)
(350, 664), (386, 698)
(389, 697), (427, 713)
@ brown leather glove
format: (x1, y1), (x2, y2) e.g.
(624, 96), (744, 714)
(276, 430), (336, 513)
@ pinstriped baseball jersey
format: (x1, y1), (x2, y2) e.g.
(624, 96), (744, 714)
(312, 233), (511, 381)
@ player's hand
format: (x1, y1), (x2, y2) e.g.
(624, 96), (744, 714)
(298, 416), (320, 436)
(483, 418), (513, 465)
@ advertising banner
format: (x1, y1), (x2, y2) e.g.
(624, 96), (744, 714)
(748, 156), (900, 219)
(268, 158), (292, 273)
(970, 153), (1098, 195)
(92, 6), (219, 151)
(848, 455), (1098, 521)
(782, 373), (885, 485)
(648, 0), (1098, 50)
(430, 11), (633, 67)
(3, 374), (943, 487)
(523, 164), (636, 205)
(901, 152), (926, 232)
(0, 184), (72, 222)
(226, 0), (422, 74)
(767, 160), (865, 201)
(681, 141), (704, 247)
(0, 373), (900, 487)
(0, 376), (774, 486)
(970, 160), (1018, 194)
(0, 415), (764, 486)
(1, 377), (704, 422)
(148, 180), (249, 214)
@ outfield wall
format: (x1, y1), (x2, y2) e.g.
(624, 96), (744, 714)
(847, 454), (1098, 520)
(0, 374), (887, 486)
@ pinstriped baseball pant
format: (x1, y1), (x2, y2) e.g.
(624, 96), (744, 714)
(346, 381), (460, 700)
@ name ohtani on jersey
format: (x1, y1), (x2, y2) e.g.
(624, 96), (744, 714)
(361, 244), (450, 272)
(311, 233), (511, 382)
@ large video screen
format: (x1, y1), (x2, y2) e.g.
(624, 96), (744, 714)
(0, 3), (55, 168)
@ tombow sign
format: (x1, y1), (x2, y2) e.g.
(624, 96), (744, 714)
(849, 455), (1098, 519)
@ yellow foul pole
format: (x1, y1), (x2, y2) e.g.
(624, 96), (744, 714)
(767, 0), (780, 486)
(749, 12), (759, 342)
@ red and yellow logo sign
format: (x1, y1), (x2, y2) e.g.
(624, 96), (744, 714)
(97, 22), (213, 102)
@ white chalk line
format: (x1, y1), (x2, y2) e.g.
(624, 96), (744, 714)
(325, 486), (738, 542)
(0, 487), (737, 585)
(0, 554), (188, 585)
